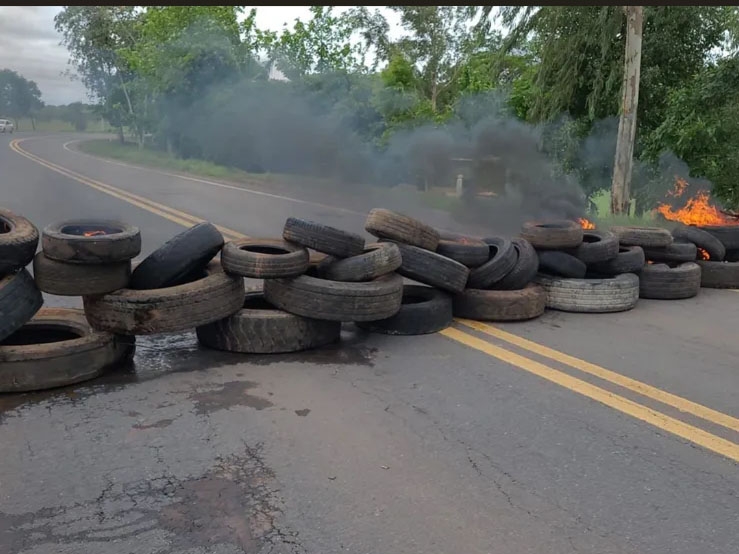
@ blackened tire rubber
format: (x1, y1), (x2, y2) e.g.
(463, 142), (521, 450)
(84, 262), (244, 335)
(467, 237), (517, 289)
(264, 272), (403, 322)
(589, 246), (645, 276)
(698, 225), (739, 250)
(196, 289), (341, 353)
(492, 238), (539, 290)
(0, 269), (43, 342)
(671, 225), (726, 261)
(387, 240), (469, 293)
(725, 249), (739, 262)
(42, 219), (141, 264)
(283, 217), (364, 258)
(535, 273), (640, 313)
(696, 260), (739, 289)
(356, 285), (452, 335)
(33, 252), (130, 296)
(316, 242), (401, 282)
(521, 220), (583, 249)
(129, 222), (224, 290)
(610, 226), (672, 248)
(365, 208), (440, 251)
(639, 262), (701, 299)
(0, 308), (133, 393)
(642, 241), (697, 263)
(435, 237), (490, 267)
(568, 230), (618, 264)
(221, 238), (309, 279)
(0, 208), (39, 274)
(453, 284), (546, 321)
(537, 251), (587, 278)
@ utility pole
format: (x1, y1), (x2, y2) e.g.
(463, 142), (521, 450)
(610, 6), (643, 215)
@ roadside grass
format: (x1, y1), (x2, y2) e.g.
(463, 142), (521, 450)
(590, 189), (658, 228)
(12, 119), (115, 133)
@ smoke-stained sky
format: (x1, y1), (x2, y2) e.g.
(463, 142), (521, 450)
(0, 6), (401, 106)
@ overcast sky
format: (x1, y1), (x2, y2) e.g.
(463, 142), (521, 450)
(0, 6), (401, 106)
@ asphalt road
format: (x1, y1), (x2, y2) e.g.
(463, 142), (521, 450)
(1, 133), (738, 554)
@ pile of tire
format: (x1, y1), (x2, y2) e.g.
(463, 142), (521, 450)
(684, 224), (739, 289)
(523, 220), (642, 312)
(0, 209), (134, 393)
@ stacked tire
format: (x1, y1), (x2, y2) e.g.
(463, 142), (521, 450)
(680, 224), (739, 289)
(524, 220), (641, 313)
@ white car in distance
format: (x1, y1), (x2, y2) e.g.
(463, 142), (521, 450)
(0, 119), (14, 133)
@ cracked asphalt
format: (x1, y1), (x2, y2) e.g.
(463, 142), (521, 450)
(1, 133), (738, 554)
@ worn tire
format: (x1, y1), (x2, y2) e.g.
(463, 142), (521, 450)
(639, 262), (701, 299)
(365, 208), (440, 251)
(537, 251), (587, 278)
(130, 222), (224, 290)
(567, 230), (618, 264)
(83, 262), (245, 335)
(521, 220), (583, 249)
(698, 225), (739, 250)
(467, 237), (518, 289)
(0, 269), (44, 342)
(386, 240), (469, 293)
(642, 241), (697, 263)
(671, 225), (726, 261)
(696, 260), (739, 289)
(316, 242), (401, 282)
(33, 252), (130, 296)
(356, 285), (452, 335)
(0, 308), (133, 393)
(42, 219), (141, 264)
(221, 238), (309, 279)
(725, 249), (739, 262)
(492, 238), (539, 290)
(196, 289), (341, 353)
(611, 226), (672, 248)
(435, 237), (490, 268)
(535, 273), (640, 313)
(589, 246), (645, 276)
(0, 208), (39, 274)
(283, 217), (364, 258)
(453, 284), (546, 321)
(264, 271), (403, 322)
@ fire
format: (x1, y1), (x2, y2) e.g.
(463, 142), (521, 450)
(578, 218), (596, 230)
(697, 247), (710, 260)
(655, 177), (739, 226)
(83, 230), (107, 237)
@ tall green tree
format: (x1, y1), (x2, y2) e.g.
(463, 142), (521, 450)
(0, 69), (43, 129)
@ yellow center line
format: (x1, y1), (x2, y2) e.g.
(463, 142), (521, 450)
(455, 318), (739, 435)
(440, 327), (739, 463)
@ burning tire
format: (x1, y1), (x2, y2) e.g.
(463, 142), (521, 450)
(589, 246), (645, 276)
(388, 241), (469, 293)
(83, 261), (244, 335)
(221, 238), (309, 279)
(196, 289), (341, 353)
(537, 251), (587, 278)
(357, 285), (452, 335)
(453, 284), (546, 321)
(671, 225), (726, 261)
(698, 225), (739, 251)
(435, 236), (490, 268)
(264, 272), (403, 322)
(0, 308), (133, 393)
(567, 230), (619, 264)
(0, 269), (43, 342)
(33, 252), (130, 296)
(492, 238), (539, 290)
(316, 242), (401, 282)
(42, 219), (141, 264)
(535, 273), (640, 313)
(467, 237), (517, 289)
(521, 220), (583, 249)
(283, 217), (365, 258)
(642, 241), (697, 263)
(696, 260), (739, 289)
(365, 208), (440, 251)
(0, 208), (39, 275)
(129, 222), (224, 290)
(639, 262), (701, 299)
(610, 226), (672, 248)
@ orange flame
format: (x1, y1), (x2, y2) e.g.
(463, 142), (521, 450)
(83, 230), (107, 237)
(655, 177), (739, 226)
(578, 218), (596, 230)
(697, 247), (710, 260)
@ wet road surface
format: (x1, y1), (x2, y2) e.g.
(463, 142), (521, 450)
(1, 134), (738, 554)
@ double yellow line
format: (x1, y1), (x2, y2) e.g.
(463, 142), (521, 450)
(10, 136), (739, 464)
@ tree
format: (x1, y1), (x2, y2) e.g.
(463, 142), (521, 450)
(0, 69), (43, 129)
